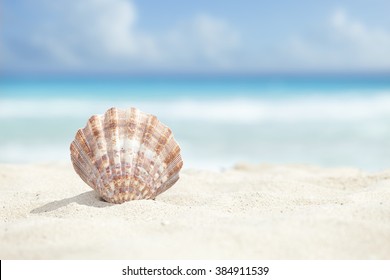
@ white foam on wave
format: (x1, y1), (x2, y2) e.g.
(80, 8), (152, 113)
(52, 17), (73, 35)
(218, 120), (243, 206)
(0, 142), (69, 164)
(2, 92), (390, 123)
(2, 92), (390, 170)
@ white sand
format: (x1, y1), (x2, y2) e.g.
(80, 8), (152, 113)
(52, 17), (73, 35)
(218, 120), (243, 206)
(0, 163), (389, 259)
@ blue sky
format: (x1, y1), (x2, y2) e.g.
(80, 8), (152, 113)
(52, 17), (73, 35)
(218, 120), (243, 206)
(2, 0), (390, 76)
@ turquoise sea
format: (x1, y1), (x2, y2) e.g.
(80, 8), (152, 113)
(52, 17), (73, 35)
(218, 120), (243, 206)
(1, 76), (390, 170)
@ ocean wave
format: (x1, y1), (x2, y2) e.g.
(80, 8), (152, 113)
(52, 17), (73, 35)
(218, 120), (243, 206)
(2, 93), (390, 122)
(2, 93), (390, 169)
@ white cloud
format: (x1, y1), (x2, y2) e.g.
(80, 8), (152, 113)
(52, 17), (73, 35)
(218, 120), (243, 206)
(6, 2), (388, 74)
(30, 0), (160, 69)
(161, 14), (240, 70)
(2, 0), (240, 73)
(331, 9), (390, 66)
(192, 15), (240, 64)
(285, 8), (390, 71)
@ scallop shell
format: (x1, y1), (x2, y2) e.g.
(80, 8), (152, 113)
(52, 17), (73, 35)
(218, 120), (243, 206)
(70, 107), (183, 203)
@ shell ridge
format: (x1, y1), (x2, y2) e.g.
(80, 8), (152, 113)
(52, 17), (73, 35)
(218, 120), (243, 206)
(103, 108), (121, 199)
(116, 108), (132, 201)
(128, 108), (141, 197)
(86, 115), (112, 195)
(123, 108), (137, 199)
(150, 133), (174, 188)
(133, 112), (154, 196)
(128, 108), (149, 199)
(70, 144), (91, 187)
(70, 139), (91, 184)
(138, 115), (160, 192)
(71, 130), (103, 190)
(157, 173), (180, 196)
(69, 133), (92, 184)
(152, 135), (180, 187)
(156, 150), (182, 188)
(72, 139), (101, 190)
(120, 109), (129, 197)
(148, 123), (172, 188)
(117, 109), (127, 191)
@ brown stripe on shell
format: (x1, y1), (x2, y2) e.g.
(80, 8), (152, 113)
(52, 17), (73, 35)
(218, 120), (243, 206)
(84, 114), (112, 192)
(144, 123), (172, 187)
(152, 134), (179, 186)
(122, 108), (137, 193)
(132, 113), (154, 189)
(130, 108), (148, 181)
(155, 152), (183, 192)
(117, 109), (127, 179)
(103, 108), (120, 186)
(136, 115), (160, 188)
(71, 129), (104, 191)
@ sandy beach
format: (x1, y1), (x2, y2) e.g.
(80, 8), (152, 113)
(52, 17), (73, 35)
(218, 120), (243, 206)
(0, 163), (389, 259)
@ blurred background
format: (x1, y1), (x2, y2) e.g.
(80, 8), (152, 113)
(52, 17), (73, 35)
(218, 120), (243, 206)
(1, 0), (390, 170)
